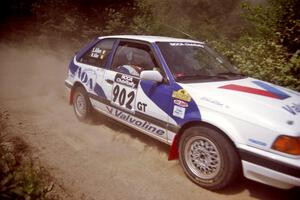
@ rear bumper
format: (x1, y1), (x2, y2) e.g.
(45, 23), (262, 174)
(239, 148), (300, 189)
(65, 80), (72, 104)
(65, 80), (72, 89)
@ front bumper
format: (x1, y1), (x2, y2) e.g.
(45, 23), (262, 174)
(238, 146), (300, 189)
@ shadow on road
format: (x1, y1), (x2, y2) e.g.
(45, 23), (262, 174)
(219, 177), (299, 200)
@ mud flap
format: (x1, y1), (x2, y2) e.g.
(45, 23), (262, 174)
(69, 88), (74, 105)
(168, 134), (179, 160)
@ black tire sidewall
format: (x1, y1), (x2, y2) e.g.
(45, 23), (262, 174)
(73, 87), (93, 122)
(179, 125), (240, 190)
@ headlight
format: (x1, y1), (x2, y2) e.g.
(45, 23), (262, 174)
(272, 135), (300, 155)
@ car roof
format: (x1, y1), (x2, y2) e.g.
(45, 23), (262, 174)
(98, 35), (204, 44)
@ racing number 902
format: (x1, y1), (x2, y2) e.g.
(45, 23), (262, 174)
(112, 85), (135, 110)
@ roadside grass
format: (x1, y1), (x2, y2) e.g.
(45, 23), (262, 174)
(0, 111), (58, 200)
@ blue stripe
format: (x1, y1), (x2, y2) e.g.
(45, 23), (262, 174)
(140, 80), (201, 126)
(252, 81), (290, 100)
(69, 60), (78, 75)
(140, 79), (173, 118)
(94, 83), (106, 98)
(106, 39), (119, 69)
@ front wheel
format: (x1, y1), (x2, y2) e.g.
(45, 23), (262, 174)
(73, 87), (94, 122)
(179, 125), (241, 190)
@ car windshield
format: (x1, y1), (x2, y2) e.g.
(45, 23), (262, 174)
(156, 42), (243, 82)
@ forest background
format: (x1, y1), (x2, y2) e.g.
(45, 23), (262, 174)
(0, 0), (299, 90)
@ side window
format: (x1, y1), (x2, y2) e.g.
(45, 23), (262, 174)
(111, 41), (158, 77)
(79, 39), (114, 67)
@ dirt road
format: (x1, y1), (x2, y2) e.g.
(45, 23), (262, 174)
(0, 40), (298, 200)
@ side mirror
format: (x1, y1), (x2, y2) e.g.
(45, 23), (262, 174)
(140, 70), (163, 82)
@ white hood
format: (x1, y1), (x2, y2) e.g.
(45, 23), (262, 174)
(180, 77), (300, 136)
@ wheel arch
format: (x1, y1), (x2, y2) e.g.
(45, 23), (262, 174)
(168, 120), (240, 161)
(69, 81), (86, 105)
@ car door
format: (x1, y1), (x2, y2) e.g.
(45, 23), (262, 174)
(102, 40), (173, 142)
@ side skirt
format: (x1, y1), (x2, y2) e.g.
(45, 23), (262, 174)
(89, 97), (176, 145)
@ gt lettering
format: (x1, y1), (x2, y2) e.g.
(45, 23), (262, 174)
(137, 102), (147, 112)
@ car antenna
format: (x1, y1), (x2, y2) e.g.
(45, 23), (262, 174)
(159, 23), (199, 41)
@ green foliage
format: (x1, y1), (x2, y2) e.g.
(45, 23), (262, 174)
(211, 38), (300, 91)
(242, 0), (300, 54)
(0, 111), (55, 200)
(128, 0), (244, 40)
(102, 5), (138, 35)
(31, 0), (90, 45)
(210, 0), (300, 91)
(103, 8), (127, 35)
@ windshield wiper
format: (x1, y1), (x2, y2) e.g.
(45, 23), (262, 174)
(217, 72), (244, 77)
(176, 72), (245, 82)
(175, 74), (217, 81)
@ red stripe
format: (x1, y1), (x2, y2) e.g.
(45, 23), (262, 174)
(220, 84), (280, 99)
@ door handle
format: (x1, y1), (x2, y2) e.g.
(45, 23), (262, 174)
(105, 79), (114, 84)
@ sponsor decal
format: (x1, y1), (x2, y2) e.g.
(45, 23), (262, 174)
(112, 73), (140, 111)
(172, 89), (191, 102)
(200, 97), (228, 108)
(114, 73), (139, 88)
(70, 64), (106, 98)
(282, 103), (300, 115)
(173, 105), (186, 119)
(173, 99), (188, 108)
(219, 81), (290, 100)
(73, 66), (96, 91)
(106, 106), (165, 135)
(170, 42), (204, 47)
(248, 138), (267, 147)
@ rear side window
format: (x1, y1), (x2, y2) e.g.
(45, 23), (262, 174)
(79, 39), (115, 68)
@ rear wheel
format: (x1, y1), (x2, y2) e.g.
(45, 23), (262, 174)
(73, 87), (94, 122)
(179, 125), (241, 190)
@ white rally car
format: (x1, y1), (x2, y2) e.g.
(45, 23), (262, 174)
(65, 35), (300, 190)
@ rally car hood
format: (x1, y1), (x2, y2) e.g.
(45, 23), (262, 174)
(179, 77), (300, 135)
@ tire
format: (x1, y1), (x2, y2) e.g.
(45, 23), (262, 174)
(73, 86), (94, 122)
(179, 125), (241, 190)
